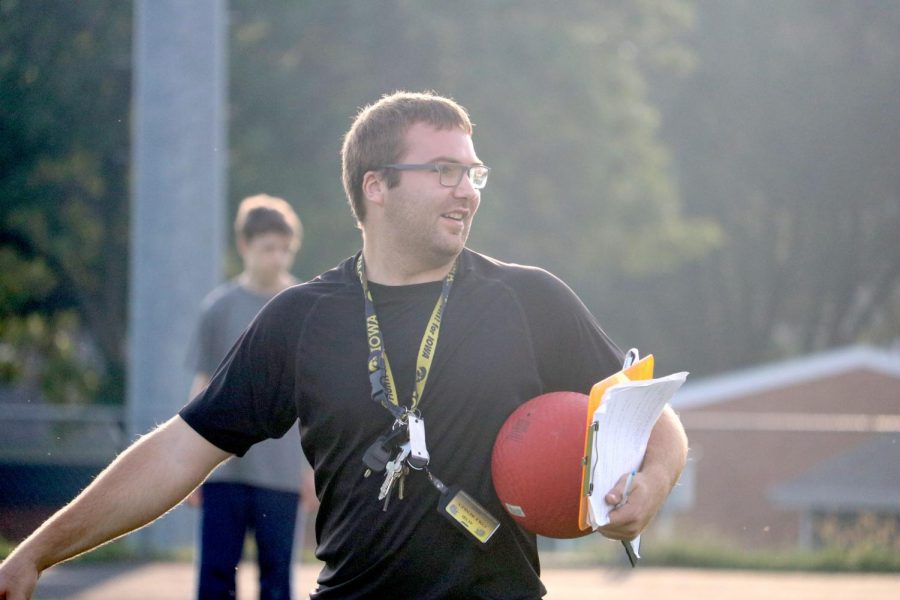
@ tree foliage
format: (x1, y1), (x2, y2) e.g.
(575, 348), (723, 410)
(644, 0), (900, 373)
(0, 0), (131, 403)
(227, 0), (717, 325)
(3, 1), (898, 404)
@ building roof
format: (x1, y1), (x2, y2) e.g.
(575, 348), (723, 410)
(672, 345), (900, 411)
(768, 434), (900, 511)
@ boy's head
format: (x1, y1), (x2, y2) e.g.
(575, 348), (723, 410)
(234, 195), (302, 282)
(234, 194), (302, 250)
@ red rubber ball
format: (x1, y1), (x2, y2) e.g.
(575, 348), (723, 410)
(491, 391), (591, 539)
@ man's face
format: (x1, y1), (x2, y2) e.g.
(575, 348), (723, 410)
(381, 122), (482, 264)
(239, 231), (296, 284)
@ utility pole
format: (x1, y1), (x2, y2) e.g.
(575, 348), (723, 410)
(128, 0), (227, 553)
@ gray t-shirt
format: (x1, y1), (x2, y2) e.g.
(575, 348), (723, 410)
(188, 279), (303, 493)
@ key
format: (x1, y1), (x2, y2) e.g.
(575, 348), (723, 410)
(398, 465), (408, 500)
(363, 439), (393, 478)
(378, 445), (406, 500)
(362, 427), (408, 477)
(379, 461), (400, 508)
(379, 443), (410, 509)
(382, 490), (393, 511)
(391, 442), (411, 470)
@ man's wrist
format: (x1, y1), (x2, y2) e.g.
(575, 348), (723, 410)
(639, 462), (679, 502)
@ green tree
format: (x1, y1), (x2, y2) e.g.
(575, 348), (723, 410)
(228, 0), (718, 329)
(647, 0), (900, 374)
(1, 0), (722, 405)
(0, 0), (131, 403)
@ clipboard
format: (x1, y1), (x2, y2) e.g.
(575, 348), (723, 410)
(577, 352), (655, 532)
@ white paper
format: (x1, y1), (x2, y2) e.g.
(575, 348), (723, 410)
(587, 371), (688, 529)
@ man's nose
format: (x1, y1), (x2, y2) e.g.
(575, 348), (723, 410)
(453, 170), (478, 198)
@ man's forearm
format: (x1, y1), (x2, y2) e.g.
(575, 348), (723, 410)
(8, 416), (229, 571)
(641, 405), (688, 493)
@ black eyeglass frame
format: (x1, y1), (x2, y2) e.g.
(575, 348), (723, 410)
(380, 162), (491, 190)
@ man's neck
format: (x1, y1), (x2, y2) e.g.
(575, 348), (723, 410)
(361, 245), (459, 286)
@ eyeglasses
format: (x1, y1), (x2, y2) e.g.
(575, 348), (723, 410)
(381, 162), (491, 190)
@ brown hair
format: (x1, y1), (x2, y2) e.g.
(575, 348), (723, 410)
(341, 91), (473, 223)
(234, 194), (302, 252)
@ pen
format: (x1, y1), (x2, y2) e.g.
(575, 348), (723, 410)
(622, 538), (639, 568)
(615, 470), (639, 567)
(614, 470), (636, 510)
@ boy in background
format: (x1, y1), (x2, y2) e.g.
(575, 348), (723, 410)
(187, 194), (313, 600)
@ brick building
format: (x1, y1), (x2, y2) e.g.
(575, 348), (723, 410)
(669, 345), (900, 549)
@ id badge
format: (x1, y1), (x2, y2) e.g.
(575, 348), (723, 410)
(437, 486), (501, 549)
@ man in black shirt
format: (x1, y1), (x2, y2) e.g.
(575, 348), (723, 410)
(0, 91), (688, 599)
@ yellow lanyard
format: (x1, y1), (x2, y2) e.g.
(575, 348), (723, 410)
(356, 255), (457, 418)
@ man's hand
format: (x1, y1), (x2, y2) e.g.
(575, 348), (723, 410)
(597, 467), (669, 541)
(0, 552), (40, 600)
(597, 405), (688, 541)
(0, 416), (231, 600)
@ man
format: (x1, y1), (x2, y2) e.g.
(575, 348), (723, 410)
(187, 194), (310, 600)
(0, 91), (687, 599)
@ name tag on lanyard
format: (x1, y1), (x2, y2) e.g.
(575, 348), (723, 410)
(427, 469), (501, 549)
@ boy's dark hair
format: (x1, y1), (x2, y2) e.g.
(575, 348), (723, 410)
(234, 194), (302, 251)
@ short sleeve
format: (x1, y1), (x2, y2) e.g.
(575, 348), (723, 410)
(515, 269), (623, 393)
(179, 292), (300, 456)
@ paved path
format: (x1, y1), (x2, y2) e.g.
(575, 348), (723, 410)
(31, 561), (900, 599)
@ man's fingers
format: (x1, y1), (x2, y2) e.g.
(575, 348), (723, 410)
(605, 470), (638, 508)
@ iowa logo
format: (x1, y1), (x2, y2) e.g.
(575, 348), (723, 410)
(416, 366), (427, 382)
(368, 357), (378, 372)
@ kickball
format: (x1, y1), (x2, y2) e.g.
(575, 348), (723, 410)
(491, 391), (591, 539)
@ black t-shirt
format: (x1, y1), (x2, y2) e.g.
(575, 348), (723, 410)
(180, 249), (622, 599)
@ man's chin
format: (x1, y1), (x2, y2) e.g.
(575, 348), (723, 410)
(437, 238), (467, 260)
(421, 244), (464, 272)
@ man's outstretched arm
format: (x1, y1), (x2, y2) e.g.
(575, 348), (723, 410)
(0, 415), (231, 600)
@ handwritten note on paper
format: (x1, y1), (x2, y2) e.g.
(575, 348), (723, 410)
(587, 371), (688, 529)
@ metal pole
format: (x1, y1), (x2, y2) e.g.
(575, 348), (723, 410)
(128, 0), (226, 553)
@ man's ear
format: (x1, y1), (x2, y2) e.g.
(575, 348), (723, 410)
(362, 170), (386, 207)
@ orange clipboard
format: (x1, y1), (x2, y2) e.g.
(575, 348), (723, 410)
(577, 354), (654, 531)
